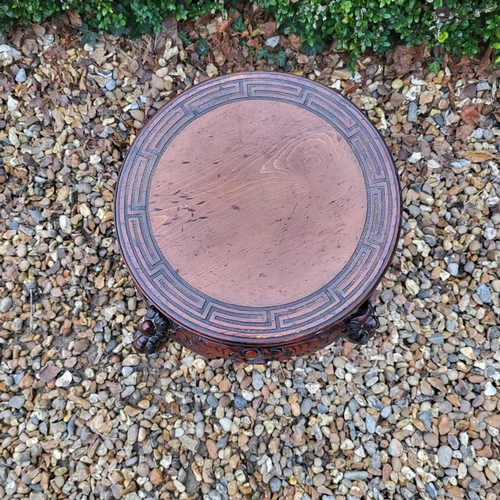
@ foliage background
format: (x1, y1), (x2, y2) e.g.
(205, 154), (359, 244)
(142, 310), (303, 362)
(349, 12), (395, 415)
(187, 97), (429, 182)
(2, 1), (499, 61)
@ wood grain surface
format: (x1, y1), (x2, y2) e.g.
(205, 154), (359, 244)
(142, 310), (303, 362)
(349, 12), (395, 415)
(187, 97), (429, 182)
(115, 73), (401, 359)
(149, 100), (366, 307)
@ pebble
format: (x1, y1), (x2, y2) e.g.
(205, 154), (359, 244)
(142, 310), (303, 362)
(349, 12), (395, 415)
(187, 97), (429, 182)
(483, 129), (494, 140)
(476, 82), (491, 91)
(388, 439), (403, 457)
(105, 80), (116, 91)
(59, 215), (71, 234)
(55, 371), (72, 387)
(484, 382), (497, 396)
(429, 333), (444, 345)
(219, 418), (232, 432)
(381, 406), (392, 418)
(0, 44), (21, 58)
(15, 68), (26, 83)
(301, 398), (312, 415)
(464, 261), (474, 273)
(392, 78), (404, 89)
(344, 471), (369, 480)
(234, 395), (247, 409)
(477, 284), (492, 303)
(437, 446), (453, 468)
(424, 433), (439, 447)
(366, 413), (376, 433)
(407, 101), (418, 122)
(0, 296), (12, 312)
(433, 113), (444, 126)
(484, 227), (497, 240)
(136, 463), (150, 477)
(252, 370), (264, 390)
(269, 477), (281, 492)
(265, 36), (280, 48)
(9, 395), (25, 409)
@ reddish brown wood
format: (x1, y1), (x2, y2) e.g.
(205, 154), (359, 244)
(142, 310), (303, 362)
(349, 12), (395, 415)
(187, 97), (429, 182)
(150, 99), (366, 307)
(133, 306), (171, 354)
(115, 73), (401, 362)
(344, 300), (379, 345)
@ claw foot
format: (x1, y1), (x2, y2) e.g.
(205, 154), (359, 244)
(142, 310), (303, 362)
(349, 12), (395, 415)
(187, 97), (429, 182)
(344, 300), (379, 345)
(133, 306), (171, 354)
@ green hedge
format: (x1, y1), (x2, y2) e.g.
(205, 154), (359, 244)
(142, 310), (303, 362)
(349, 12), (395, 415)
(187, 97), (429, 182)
(262, 0), (500, 59)
(0, 1), (224, 37)
(1, 1), (499, 61)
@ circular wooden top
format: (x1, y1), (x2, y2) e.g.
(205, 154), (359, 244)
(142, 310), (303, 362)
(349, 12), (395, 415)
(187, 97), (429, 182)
(115, 73), (401, 345)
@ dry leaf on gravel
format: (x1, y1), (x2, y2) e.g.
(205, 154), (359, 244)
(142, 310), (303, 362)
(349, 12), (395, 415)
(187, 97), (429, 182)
(455, 124), (475, 141)
(390, 44), (425, 77)
(92, 47), (107, 65)
(462, 151), (497, 162)
(31, 23), (46, 37)
(258, 21), (277, 38)
(66, 10), (82, 27)
(461, 104), (481, 125)
(288, 34), (302, 52)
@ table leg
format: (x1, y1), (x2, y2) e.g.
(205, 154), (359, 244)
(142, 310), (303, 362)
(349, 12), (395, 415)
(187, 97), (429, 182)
(343, 300), (379, 345)
(133, 306), (171, 354)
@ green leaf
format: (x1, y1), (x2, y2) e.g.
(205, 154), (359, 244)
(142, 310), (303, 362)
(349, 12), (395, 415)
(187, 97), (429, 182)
(196, 38), (210, 56)
(257, 47), (269, 59)
(81, 30), (98, 47)
(301, 41), (323, 56)
(275, 48), (287, 67)
(110, 26), (128, 37)
(427, 59), (441, 73)
(232, 15), (246, 32)
(129, 21), (153, 38)
(178, 31), (191, 48)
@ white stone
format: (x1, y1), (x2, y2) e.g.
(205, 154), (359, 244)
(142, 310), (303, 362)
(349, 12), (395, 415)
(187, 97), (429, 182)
(485, 382), (497, 396)
(408, 152), (422, 163)
(484, 227), (497, 240)
(192, 359), (206, 373)
(265, 36), (280, 48)
(219, 418), (232, 432)
(55, 371), (73, 387)
(405, 278), (419, 296)
(206, 63), (219, 77)
(427, 159), (440, 169)
(306, 382), (321, 394)
(15, 68), (26, 83)
(59, 215), (72, 234)
(0, 44), (21, 59)
(7, 96), (19, 112)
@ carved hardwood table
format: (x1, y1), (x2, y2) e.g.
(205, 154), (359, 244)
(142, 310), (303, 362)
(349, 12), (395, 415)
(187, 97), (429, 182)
(115, 73), (401, 363)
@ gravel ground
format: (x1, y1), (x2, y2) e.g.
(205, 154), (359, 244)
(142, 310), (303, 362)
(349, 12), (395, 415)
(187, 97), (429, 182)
(1, 13), (500, 500)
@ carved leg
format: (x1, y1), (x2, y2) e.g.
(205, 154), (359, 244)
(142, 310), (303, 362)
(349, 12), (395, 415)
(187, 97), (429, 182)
(343, 300), (379, 345)
(133, 306), (171, 354)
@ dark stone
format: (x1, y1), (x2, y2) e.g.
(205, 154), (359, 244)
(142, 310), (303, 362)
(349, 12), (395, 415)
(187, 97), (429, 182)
(234, 395), (247, 409)
(433, 114), (444, 126)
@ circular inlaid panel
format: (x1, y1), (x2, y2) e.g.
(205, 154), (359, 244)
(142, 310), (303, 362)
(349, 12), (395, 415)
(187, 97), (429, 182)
(115, 73), (401, 345)
(149, 99), (366, 307)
